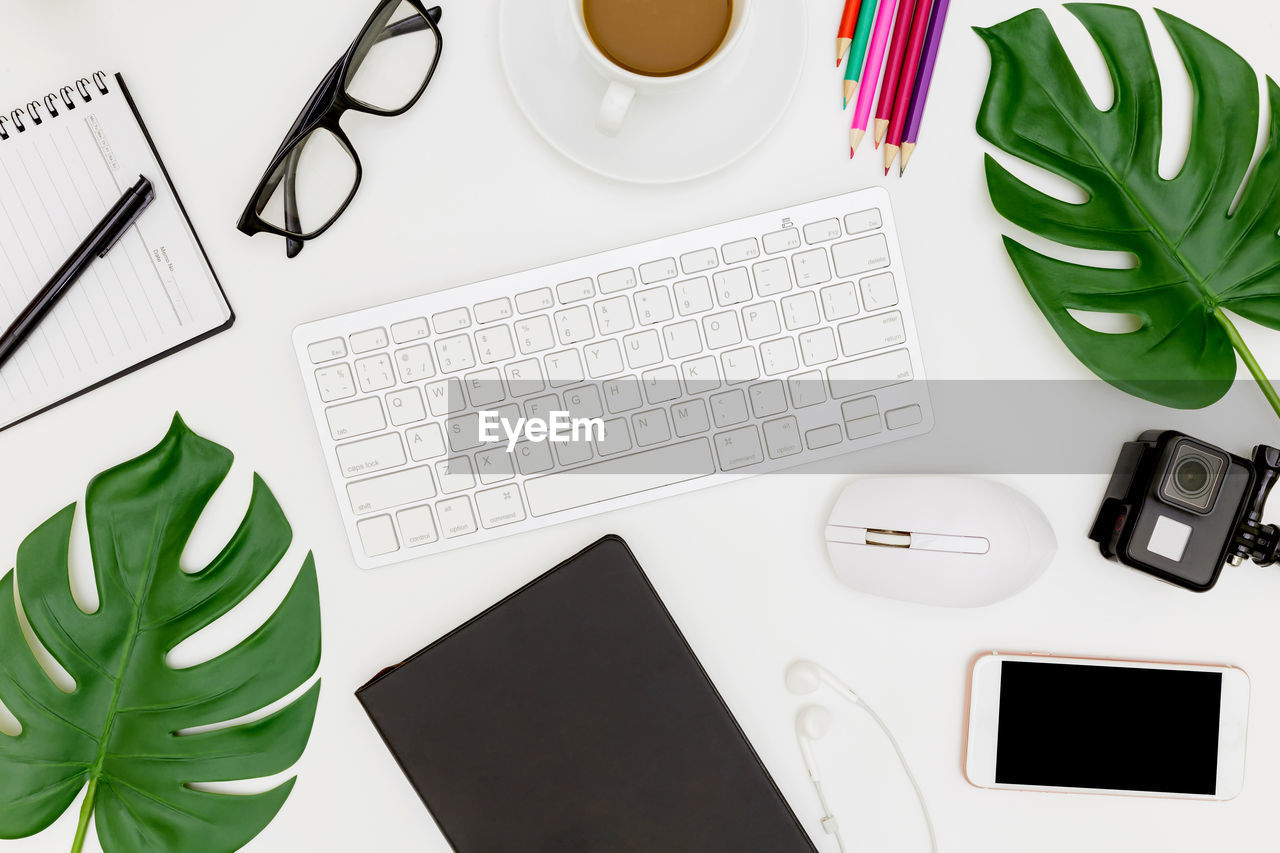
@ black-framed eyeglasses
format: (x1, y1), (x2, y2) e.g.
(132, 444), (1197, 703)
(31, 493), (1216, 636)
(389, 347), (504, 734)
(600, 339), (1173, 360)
(237, 0), (443, 258)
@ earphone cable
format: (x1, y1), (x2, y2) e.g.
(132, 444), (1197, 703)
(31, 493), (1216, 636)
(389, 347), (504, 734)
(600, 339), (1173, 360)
(857, 699), (937, 853)
(812, 780), (848, 853)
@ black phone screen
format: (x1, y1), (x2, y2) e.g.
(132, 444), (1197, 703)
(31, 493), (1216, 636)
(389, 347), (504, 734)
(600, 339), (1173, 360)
(995, 661), (1222, 794)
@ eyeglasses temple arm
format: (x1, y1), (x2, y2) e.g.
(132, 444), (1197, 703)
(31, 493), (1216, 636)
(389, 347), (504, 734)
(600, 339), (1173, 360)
(283, 147), (305, 258)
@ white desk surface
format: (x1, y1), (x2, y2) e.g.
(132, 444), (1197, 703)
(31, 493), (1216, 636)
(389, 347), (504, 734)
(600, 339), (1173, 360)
(3, 1), (1280, 850)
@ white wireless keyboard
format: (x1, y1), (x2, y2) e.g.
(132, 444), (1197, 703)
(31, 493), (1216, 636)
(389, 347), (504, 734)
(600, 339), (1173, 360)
(294, 188), (933, 568)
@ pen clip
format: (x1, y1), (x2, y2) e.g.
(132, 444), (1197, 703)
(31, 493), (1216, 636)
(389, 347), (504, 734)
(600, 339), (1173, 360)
(98, 176), (155, 258)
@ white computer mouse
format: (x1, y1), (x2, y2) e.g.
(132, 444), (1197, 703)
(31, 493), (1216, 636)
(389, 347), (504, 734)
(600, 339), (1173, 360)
(824, 477), (1056, 607)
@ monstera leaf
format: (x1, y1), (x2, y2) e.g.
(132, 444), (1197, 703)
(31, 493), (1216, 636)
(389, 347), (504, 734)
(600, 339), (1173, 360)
(977, 4), (1280, 419)
(0, 415), (321, 852)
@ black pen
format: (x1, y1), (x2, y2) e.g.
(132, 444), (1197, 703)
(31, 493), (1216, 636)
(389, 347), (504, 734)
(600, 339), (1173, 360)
(0, 174), (155, 370)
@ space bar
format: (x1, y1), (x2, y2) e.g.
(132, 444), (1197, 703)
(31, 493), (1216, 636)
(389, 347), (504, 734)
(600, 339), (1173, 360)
(524, 439), (716, 517)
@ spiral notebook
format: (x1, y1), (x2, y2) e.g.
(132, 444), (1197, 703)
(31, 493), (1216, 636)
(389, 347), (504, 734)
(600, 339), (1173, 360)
(0, 71), (232, 432)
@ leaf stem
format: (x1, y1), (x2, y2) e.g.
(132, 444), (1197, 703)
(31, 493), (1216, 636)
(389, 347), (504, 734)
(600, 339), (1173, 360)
(1214, 307), (1280, 423)
(70, 778), (97, 853)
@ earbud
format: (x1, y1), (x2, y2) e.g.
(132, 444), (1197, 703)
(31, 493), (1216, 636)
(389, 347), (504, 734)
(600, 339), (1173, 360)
(795, 704), (831, 782)
(785, 660), (862, 705)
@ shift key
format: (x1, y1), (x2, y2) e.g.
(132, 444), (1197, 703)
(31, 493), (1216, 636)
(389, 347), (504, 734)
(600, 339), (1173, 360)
(336, 433), (406, 478)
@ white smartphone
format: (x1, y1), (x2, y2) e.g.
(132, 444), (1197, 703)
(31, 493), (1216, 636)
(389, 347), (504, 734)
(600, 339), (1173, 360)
(965, 652), (1250, 800)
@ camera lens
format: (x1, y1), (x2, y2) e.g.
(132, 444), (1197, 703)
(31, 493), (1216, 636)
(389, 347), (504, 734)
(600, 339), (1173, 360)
(1173, 457), (1211, 496)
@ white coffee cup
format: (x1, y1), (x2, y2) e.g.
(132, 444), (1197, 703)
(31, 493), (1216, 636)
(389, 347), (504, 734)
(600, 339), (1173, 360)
(568, 0), (753, 136)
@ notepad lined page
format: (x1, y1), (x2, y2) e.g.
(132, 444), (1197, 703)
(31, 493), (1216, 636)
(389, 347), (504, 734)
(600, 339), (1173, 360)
(0, 76), (230, 429)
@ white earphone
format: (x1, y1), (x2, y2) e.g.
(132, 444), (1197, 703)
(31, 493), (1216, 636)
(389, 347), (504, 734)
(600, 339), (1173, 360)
(785, 660), (937, 853)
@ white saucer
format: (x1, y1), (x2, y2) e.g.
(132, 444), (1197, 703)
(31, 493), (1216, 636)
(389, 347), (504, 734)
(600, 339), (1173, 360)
(498, 0), (807, 184)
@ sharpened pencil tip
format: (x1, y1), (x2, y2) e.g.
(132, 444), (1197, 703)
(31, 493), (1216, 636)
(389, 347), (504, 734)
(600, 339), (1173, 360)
(843, 99), (847, 109)
(884, 167), (890, 176)
(849, 148), (854, 159)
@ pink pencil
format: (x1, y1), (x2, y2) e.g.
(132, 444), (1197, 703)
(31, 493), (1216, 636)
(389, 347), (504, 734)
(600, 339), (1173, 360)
(850, 0), (899, 155)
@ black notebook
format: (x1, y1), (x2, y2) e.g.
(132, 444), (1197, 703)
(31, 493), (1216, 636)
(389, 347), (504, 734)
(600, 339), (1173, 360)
(357, 535), (816, 853)
(0, 71), (232, 431)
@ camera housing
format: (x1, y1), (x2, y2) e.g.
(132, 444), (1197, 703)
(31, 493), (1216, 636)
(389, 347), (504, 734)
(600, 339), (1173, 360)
(1090, 431), (1280, 591)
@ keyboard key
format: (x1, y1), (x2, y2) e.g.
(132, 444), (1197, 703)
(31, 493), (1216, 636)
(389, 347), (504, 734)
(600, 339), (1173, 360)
(675, 277), (713, 316)
(525, 393), (560, 421)
(434, 334), (476, 372)
(682, 356), (721, 395)
(860, 272), (899, 311)
(887, 404), (924, 430)
(844, 208), (883, 234)
(585, 340), (625, 378)
(639, 257), (678, 283)
(515, 316), (555, 353)
(475, 447), (516, 483)
(348, 465), (436, 514)
(598, 267), (638, 294)
(326, 397), (385, 440)
(435, 457), (476, 493)
(803, 218), (841, 244)
(515, 439), (555, 475)
(446, 413), (486, 452)
(474, 298), (513, 324)
(309, 337), (347, 363)
(386, 388), (426, 426)
(680, 247), (719, 274)
(702, 311), (742, 349)
(555, 437), (593, 467)
(603, 377), (642, 412)
(792, 248), (832, 287)
(557, 278), (594, 303)
(391, 318), (430, 344)
(336, 433), (406, 478)
(545, 350), (585, 386)
(516, 288), (554, 314)
(436, 496), (477, 538)
(713, 267), (753, 305)
(635, 289), (674, 325)
(355, 353), (395, 393)
(663, 320), (702, 359)
(565, 385), (604, 419)
(838, 311), (906, 357)
(357, 515), (398, 556)
(710, 390), (749, 427)
(763, 228), (801, 254)
(350, 327), (388, 353)
(842, 396), (881, 439)
(714, 425), (764, 470)
(475, 326), (515, 364)
(671, 399), (710, 435)
(805, 424), (844, 450)
(524, 439), (716, 517)
(749, 380), (788, 418)
(432, 308), (471, 333)
(788, 370), (827, 408)
(425, 377), (465, 416)
(742, 302), (781, 340)
(623, 330), (663, 368)
(394, 343), (436, 383)
(475, 484), (527, 528)
(760, 338), (799, 376)
(504, 358), (545, 397)
(406, 423), (447, 460)
(315, 364), (356, 402)
(722, 237), (760, 264)
(782, 292), (820, 330)
(832, 234), (891, 278)
(594, 296), (635, 334)
(643, 366), (681, 404)
(464, 368), (505, 408)
(596, 418), (633, 456)
(752, 257), (792, 297)
(632, 409), (671, 446)
(827, 348), (913, 398)
(764, 416), (803, 458)
(397, 505), (438, 547)
(820, 282), (860, 321)
(554, 305), (595, 344)
(721, 347), (760, 384)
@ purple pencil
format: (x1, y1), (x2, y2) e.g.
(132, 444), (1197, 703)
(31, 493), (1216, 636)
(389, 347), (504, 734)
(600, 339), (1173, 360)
(899, 0), (950, 174)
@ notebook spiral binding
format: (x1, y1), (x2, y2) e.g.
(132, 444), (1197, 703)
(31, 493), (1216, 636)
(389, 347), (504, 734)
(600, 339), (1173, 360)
(0, 71), (109, 142)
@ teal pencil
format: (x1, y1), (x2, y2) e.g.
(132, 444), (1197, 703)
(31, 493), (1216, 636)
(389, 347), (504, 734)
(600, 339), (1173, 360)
(842, 0), (881, 108)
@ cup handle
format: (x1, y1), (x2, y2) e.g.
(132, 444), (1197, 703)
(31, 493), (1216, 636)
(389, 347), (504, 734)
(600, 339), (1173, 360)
(597, 81), (636, 136)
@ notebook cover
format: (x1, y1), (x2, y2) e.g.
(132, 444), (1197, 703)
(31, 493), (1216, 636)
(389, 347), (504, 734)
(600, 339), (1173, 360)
(356, 535), (817, 852)
(0, 73), (234, 432)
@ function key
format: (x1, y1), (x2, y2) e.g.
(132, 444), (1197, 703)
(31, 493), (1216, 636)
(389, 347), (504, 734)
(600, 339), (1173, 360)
(639, 257), (678, 284)
(474, 297), (514, 324)
(680, 247), (719, 274)
(557, 278), (595, 303)
(598, 268), (638, 294)
(844, 208), (883, 235)
(432, 307), (471, 333)
(762, 228), (801, 254)
(390, 318), (429, 343)
(516, 287), (554, 314)
(722, 237), (760, 264)
(349, 327), (388, 353)
(803, 218), (841, 244)
(308, 337), (347, 363)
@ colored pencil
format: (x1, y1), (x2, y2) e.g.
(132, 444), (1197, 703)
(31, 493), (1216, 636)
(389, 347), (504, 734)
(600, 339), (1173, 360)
(850, 0), (899, 155)
(872, 0), (918, 148)
(883, 0), (933, 174)
(899, 0), (950, 174)
(837, 0), (861, 66)
(842, 0), (881, 107)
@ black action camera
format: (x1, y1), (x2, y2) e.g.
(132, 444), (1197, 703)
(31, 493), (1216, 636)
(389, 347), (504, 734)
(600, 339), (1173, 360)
(1090, 431), (1280, 591)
